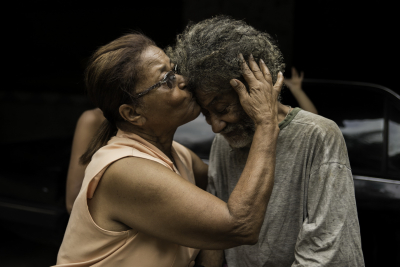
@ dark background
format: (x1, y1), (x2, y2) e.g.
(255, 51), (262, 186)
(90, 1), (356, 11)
(6, 0), (398, 97)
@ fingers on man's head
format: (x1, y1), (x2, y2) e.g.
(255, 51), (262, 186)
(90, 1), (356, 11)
(274, 72), (284, 93)
(259, 59), (272, 83)
(239, 54), (256, 83)
(230, 79), (248, 99)
(247, 54), (264, 81)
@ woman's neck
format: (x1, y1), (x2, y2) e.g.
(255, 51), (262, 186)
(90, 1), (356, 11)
(120, 123), (176, 160)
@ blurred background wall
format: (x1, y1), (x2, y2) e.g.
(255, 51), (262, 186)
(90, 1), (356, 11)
(5, 0), (397, 96)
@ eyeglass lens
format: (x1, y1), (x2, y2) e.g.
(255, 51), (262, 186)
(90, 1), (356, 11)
(165, 65), (178, 89)
(165, 72), (176, 89)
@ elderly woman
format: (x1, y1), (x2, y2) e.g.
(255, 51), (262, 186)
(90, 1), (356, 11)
(54, 33), (283, 267)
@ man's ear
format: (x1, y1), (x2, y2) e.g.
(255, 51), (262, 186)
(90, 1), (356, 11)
(119, 104), (146, 126)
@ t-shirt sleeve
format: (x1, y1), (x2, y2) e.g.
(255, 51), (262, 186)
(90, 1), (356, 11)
(292, 121), (364, 266)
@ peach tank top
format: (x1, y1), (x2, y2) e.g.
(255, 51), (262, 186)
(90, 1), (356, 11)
(54, 130), (199, 267)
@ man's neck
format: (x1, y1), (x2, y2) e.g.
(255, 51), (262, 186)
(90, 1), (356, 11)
(277, 103), (291, 124)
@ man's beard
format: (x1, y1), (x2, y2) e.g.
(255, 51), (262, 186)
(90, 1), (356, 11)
(220, 109), (255, 149)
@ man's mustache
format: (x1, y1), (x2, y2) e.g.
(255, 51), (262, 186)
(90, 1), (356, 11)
(220, 123), (239, 135)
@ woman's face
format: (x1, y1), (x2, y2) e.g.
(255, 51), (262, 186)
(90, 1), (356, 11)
(137, 46), (201, 132)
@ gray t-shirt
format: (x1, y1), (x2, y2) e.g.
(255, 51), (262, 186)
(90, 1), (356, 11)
(208, 108), (364, 267)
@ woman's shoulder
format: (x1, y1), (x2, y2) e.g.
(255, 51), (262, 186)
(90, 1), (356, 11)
(172, 141), (193, 164)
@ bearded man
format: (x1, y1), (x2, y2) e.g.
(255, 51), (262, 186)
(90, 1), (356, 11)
(167, 16), (364, 267)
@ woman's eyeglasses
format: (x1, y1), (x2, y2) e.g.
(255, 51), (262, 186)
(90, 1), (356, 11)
(132, 64), (178, 99)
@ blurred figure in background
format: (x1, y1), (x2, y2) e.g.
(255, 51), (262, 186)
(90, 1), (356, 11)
(65, 108), (105, 213)
(284, 67), (318, 114)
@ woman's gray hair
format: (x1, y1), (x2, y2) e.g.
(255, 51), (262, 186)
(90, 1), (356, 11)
(166, 15), (285, 93)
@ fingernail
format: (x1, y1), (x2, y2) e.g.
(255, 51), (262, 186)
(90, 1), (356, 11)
(260, 59), (265, 64)
(250, 54), (254, 60)
(239, 53), (244, 59)
(230, 79), (238, 86)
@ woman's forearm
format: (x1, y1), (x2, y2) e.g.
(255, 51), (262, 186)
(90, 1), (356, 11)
(226, 124), (279, 243)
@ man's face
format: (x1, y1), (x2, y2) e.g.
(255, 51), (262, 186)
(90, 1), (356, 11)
(196, 88), (255, 148)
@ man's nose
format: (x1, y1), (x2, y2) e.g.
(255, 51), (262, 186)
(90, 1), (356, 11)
(208, 113), (226, 133)
(177, 74), (187, 90)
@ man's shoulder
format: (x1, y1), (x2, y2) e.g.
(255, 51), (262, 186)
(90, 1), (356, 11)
(291, 110), (350, 167)
(292, 110), (336, 128)
(289, 110), (342, 139)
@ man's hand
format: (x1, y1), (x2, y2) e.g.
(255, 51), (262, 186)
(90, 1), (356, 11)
(229, 53), (284, 127)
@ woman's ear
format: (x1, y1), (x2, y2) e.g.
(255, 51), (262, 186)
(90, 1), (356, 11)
(119, 104), (146, 126)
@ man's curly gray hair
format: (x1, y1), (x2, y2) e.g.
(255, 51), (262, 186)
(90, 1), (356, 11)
(166, 15), (285, 94)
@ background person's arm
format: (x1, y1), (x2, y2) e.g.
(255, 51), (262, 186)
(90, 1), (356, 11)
(284, 67), (318, 114)
(66, 108), (105, 213)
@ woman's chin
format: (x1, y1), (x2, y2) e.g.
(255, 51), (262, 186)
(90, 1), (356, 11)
(189, 106), (202, 122)
(193, 101), (201, 116)
(180, 101), (201, 126)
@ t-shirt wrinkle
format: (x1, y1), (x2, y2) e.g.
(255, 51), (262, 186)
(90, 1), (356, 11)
(310, 162), (352, 177)
(208, 109), (364, 267)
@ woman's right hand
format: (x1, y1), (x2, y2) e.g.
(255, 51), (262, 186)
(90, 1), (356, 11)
(229, 54), (284, 127)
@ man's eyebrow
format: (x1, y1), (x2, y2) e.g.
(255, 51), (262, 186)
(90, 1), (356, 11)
(206, 95), (222, 108)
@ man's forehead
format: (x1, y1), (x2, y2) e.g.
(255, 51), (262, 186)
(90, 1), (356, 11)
(195, 90), (221, 106)
(195, 89), (237, 108)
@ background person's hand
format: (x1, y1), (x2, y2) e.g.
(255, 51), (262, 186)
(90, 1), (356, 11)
(230, 54), (284, 127)
(284, 67), (304, 92)
(283, 67), (318, 114)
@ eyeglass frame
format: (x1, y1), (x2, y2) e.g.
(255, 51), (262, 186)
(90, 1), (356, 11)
(130, 64), (178, 99)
